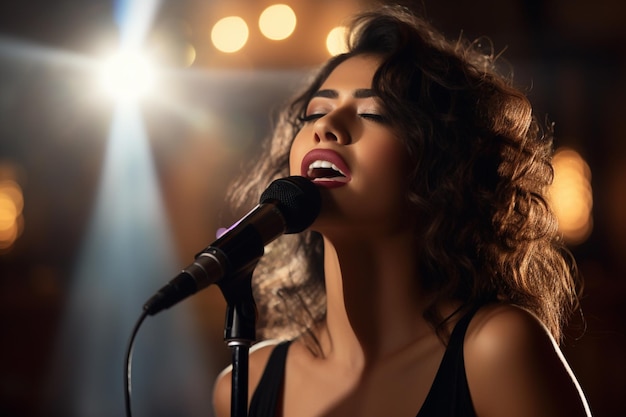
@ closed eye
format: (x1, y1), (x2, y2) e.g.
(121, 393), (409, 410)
(298, 113), (389, 124)
(359, 113), (389, 123)
(298, 113), (325, 123)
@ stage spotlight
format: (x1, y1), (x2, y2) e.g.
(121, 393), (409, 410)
(97, 50), (156, 102)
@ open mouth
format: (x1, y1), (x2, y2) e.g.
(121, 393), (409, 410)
(307, 160), (349, 182)
(301, 149), (351, 187)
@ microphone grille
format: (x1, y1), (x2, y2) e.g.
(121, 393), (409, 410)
(259, 176), (321, 234)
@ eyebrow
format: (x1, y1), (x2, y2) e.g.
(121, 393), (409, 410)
(312, 88), (376, 99)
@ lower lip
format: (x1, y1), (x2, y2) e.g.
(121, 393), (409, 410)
(311, 178), (350, 189)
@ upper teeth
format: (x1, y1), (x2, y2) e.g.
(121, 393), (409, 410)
(308, 160), (346, 176)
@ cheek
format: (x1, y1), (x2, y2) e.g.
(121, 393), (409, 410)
(361, 139), (409, 182)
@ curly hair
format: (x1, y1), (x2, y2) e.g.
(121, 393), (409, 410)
(224, 5), (581, 346)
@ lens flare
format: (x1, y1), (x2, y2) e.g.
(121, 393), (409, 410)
(97, 51), (156, 102)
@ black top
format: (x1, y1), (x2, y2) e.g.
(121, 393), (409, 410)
(249, 308), (478, 417)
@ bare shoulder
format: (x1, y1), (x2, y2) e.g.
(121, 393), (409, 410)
(212, 339), (284, 417)
(465, 303), (553, 354)
(464, 304), (591, 417)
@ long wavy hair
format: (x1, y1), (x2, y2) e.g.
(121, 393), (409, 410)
(225, 5), (581, 347)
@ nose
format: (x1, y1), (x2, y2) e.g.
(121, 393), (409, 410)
(313, 111), (351, 145)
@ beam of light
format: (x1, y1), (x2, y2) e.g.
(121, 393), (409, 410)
(0, 36), (93, 69)
(115, 0), (161, 51)
(44, 103), (214, 417)
(93, 0), (161, 104)
(41, 1), (215, 416)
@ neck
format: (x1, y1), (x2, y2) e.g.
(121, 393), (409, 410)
(319, 231), (431, 367)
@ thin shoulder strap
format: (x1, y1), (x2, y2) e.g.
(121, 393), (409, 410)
(248, 341), (292, 417)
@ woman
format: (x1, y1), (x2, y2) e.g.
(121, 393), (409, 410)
(213, 5), (591, 417)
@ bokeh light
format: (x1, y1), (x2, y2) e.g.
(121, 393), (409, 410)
(326, 25), (349, 56)
(147, 19), (197, 68)
(211, 16), (249, 53)
(184, 43), (196, 67)
(259, 4), (297, 41)
(549, 147), (593, 245)
(0, 179), (24, 252)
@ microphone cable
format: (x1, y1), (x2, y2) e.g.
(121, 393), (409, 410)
(121, 176), (321, 416)
(124, 309), (149, 417)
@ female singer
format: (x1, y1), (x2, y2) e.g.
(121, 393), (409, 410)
(213, 5), (591, 417)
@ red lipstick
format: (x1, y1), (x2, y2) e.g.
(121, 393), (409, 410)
(301, 149), (351, 189)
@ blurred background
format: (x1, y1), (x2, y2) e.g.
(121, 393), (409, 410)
(0, 0), (624, 416)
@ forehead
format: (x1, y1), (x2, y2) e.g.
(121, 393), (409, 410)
(319, 54), (383, 91)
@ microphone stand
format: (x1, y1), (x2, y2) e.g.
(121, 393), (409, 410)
(218, 268), (258, 417)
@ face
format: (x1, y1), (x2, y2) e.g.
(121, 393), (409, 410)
(289, 54), (413, 237)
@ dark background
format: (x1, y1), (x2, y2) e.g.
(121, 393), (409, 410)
(0, 0), (624, 416)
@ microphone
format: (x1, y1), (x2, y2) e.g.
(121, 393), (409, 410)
(143, 176), (321, 316)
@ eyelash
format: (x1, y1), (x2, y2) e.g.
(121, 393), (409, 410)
(297, 113), (388, 124)
(297, 114), (323, 123)
(360, 113), (388, 123)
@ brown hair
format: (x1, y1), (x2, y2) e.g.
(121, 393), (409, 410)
(225, 5), (581, 346)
